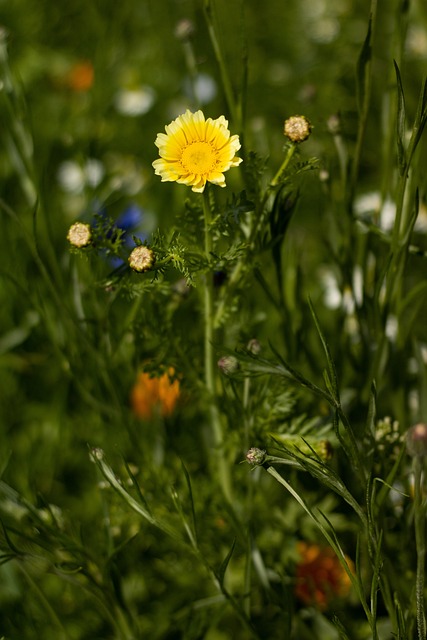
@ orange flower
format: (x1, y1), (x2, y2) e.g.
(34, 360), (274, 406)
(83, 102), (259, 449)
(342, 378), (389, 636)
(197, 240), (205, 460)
(130, 368), (180, 420)
(295, 542), (352, 609)
(66, 61), (94, 92)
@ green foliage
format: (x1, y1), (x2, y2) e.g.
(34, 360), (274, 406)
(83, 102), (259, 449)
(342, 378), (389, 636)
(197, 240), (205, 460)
(1, 0), (427, 638)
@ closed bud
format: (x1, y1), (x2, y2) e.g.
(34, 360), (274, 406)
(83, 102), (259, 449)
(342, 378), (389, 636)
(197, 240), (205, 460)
(246, 447), (266, 465)
(247, 338), (261, 355)
(129, 245), (155, 273)
(327, 113), (341, 135)
(174, 19), (195, 41)
(90, 447), (104, 462)
(217, 355), (239, 375)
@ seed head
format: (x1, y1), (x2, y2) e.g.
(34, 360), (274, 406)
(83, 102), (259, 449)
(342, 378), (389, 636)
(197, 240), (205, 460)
(284, 115), (312, 143)
(67, 222), (92, 248)
(129, 246), (155, 273)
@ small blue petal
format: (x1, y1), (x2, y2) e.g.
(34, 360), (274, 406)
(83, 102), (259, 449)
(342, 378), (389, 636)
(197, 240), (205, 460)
(115, 203), (143, 231)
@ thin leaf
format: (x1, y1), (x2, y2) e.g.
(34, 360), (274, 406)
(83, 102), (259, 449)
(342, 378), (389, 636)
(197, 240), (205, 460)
(216, 538), (236, 588)
(265, 465), (371, 621)
(181, 460), (198, 545)
(408, 77), (427, 163)
(269, 341), (335, 405)
(0, 520), (22, 555)
(356, 17), (373, 115)
(122, 457), (152, 516)
(366, 380), (377, 440)
(331, 615), (351, 640)
(308, 298), (339, 402)
(90, 449), (181, 541)
(394, 60), (407, 174)
(370, 529), (383, 639)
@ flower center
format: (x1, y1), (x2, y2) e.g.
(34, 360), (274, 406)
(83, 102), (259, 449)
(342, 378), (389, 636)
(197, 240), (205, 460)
(180, 141), (217, 174)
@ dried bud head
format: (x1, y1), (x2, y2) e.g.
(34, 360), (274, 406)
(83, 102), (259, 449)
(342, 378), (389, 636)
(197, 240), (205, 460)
(284, 115), (312, 143)
(67, 222), (92, 248)
(129, 246), (155, 273)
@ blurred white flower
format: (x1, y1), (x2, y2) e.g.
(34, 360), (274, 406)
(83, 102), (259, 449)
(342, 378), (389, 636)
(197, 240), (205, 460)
(319, 268), (357, 315)
(309, 17), (340, 43)
(104, 153), (145, 195)
(385, 315), (398, 341)
(57, 159), (104, 193)
(57, 161), (85, 193)
(415, 202), (427, 233)
(320, 269), (342, 310)
(85, 159), (105, 188)
(354, 191), (396, 231)
(406, 25), (427, 59)
(352, 265), (363, 307)
(355, 190), (427, 234)
(302, 0), (326, 19)
(114, 85), (156, 116)
(183, 73), (217, 104)
(380, 200), (397, 232)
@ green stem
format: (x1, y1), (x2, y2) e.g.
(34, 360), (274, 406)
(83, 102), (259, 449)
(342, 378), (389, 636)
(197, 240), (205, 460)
(264, 464), (374, 627)
(215, 141), (297, 328)
(18, 563), (71, 640)
(203, 188), (233, 503)
(349, 0), (378, 208)
(270, 143), (297, 188)
(203, 0), (239, 127)
(414, 456), (426, 640)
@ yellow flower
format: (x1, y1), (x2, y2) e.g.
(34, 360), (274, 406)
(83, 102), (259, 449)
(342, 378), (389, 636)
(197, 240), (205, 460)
(152, 109), (242, 193)
(130, 368), (180, 420)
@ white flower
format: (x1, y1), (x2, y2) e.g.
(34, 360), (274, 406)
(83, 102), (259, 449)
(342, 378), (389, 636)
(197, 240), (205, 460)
(114, 86), (156, 116)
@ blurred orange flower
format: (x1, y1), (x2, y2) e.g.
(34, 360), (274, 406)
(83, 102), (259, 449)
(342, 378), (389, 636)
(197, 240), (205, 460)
(130, 368), (180, 420)
(66, 61), (94, 92)
(295, 542), (352, 609)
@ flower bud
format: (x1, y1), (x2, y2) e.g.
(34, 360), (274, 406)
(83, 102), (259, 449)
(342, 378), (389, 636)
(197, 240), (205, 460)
(246, 338), (261, 355)
(129, 245), (155, 273)
(217, 355), (239, 375)
(174, 19), (195, 41)
(67, 222), (92, 248)
(327, 114), (341, 135)
(406, 423), (427, 457)
(246, 448), (266, 465)
(284, 115), (312, 143)
(90, 447), (104, 461)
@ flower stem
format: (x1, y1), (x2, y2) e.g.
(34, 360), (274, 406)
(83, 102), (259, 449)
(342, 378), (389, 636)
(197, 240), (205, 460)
(270, 143), (297, 187)
(203, 188), (233, 503)
(414, 455), (426, 640)
(203, 0), (239, 128)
